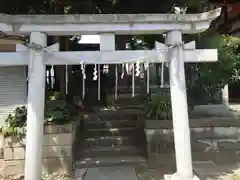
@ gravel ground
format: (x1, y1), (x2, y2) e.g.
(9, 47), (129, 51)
(135, 165), (240, 180)
(135, 164), (171, 180)
(0, 172), (72, 180)
(135, 165), (151, 180)
(0, 159), (3, 179)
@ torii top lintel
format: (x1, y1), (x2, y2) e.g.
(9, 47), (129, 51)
(0, 8), (221, 36)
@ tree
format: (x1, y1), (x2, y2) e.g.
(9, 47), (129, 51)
(1, 0), (205, 14)
(186, 35), (240, 105)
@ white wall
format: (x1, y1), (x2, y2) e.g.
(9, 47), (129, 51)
(0, 66), (27, 127)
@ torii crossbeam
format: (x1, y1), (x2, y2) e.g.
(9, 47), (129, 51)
(0, 46), (217, 66)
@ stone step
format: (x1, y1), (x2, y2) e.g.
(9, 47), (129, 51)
(73, 168), (88, 180)
(113, 93), (146, 98)
(108, 93), (145, 100)
(81, 107), (146, 121)
(83, 136), (137, 148)
(81, 146), (140, 158)
(84, 120), (138, 129)
(84, 128), (137, 138)
(74, 156), (146, 169)
(76, 100), (147, 169)
(113, 101), (147, 107)
(82, 113), (140, 121)
(84, 109), (144, 116)
(122, 105), (147, 110)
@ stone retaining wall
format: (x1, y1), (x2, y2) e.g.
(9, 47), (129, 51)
(3, 122), (78, 177)
(145, 118), (240, 167)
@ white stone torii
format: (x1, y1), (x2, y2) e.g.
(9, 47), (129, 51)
(0, 8), (221, 180)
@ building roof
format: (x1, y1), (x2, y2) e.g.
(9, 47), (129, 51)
(208, 3), (240, 36)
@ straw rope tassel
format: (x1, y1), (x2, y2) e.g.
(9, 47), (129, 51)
(160, 62), (164, 88)
(121, 64), (125, 79)
(65, 36), (69, 95)
(81, 63), (86, 99)
(98, 64), (101, 101)
(65, 60), (68, 95)
(115, 64), (118, 100)
(132, 64), (135, 97)
(82, 72), (85, 99)
(147, 64), (150, 95)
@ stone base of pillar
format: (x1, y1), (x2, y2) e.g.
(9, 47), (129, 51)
(164, 173), (200, 180)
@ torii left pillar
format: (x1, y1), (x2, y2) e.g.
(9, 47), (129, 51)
(24, 32), (47, 180)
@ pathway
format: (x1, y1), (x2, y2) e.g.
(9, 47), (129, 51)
(136, 151), (240, 180)
(83, 166), (137, 180)
(0, 159), (3, 177)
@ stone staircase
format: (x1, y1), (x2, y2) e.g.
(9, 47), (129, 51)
(74, 95), (147, 169)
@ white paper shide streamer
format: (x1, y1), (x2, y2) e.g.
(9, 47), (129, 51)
(50, 65), (55, 89)
(103, 64), (109, 74)
(93, 64), (98, 81)
(135, 61), (140, 76)
(46, 70), (49, 85)
(65, 61), (68, 95)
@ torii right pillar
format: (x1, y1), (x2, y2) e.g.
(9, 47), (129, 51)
(165, 30), (196, 180)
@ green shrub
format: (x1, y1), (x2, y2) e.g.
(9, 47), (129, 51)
(3, 99), (77, 137)
(44, 100), (77, 125)
(0, 126), (3, 134)
(4, 106), (27, 138)
(145, 92), (172, 120)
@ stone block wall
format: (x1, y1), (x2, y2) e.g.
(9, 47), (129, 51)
(145, 119), (240, 167)
(3, 122), (78, 177)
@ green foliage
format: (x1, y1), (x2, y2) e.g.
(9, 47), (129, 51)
(2, 0), (205, 15)
(145, 92), (172, 120)
(4, 106), (27, 138)
(186, 35), (240, 105)
(3, 99), (78, 137)
(221, 36), (240, 83)
(46, 91), (78, 124)
(44, 100), (77, 125)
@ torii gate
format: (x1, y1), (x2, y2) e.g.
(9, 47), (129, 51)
(0, 8), (221, 180)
